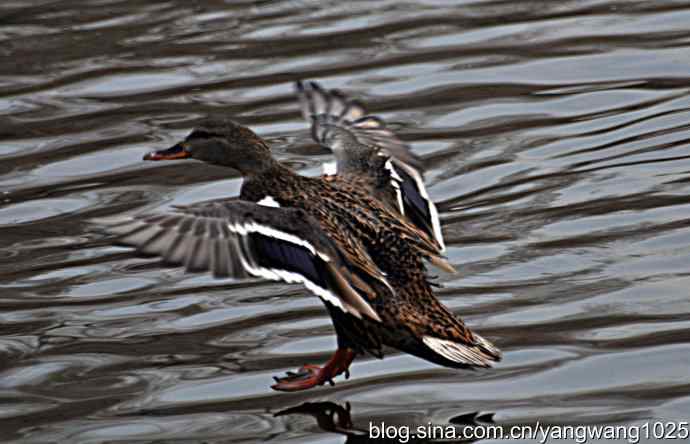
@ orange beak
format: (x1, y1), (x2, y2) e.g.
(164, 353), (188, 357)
(143, 143), (191, 161)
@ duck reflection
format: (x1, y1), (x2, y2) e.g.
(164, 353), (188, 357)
(275, 401), (494, 443)
(276, 401), (364, 436)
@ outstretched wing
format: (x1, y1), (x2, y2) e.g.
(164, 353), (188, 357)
(296, 80), (423, 171)
(296, 80), (446, 252)
(385, 157), (445, 252)
(93, 201), (382, 323)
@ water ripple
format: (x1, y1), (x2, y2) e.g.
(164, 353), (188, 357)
(2, 0), (690, 442)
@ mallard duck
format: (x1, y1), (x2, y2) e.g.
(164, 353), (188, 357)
(97, 118), (500, 391)
(296, 80), (445, 252)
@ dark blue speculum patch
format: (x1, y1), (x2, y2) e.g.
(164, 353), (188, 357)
(250, 232), (329, 288)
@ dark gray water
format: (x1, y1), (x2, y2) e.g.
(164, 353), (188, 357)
(2, 1), (690, 443)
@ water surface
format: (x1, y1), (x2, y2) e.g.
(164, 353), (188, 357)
(2, 1), (690, 443)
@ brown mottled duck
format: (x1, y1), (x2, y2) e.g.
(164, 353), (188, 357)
(96, 118), (500, 391)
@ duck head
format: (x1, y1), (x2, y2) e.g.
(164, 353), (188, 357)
(144, 119), (275, 175)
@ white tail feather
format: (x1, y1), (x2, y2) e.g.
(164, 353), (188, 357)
(422, 335), (499, 368)
(471, 332), (502, 359)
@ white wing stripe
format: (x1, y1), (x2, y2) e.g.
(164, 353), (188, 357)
(384, 158), (403, 181)
(398, 162), (446, 251)
(390, 180), (404, 215)
(241, 262), (347, 312)
(227, 222), (318, 256)
(384, 159), (406, 215)
(231, 232), (348, 312)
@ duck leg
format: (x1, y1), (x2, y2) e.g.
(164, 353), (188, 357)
(271, 348), (356, 391)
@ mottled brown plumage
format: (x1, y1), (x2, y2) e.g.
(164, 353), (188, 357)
(242, 164), (487, 362)
(97, 118), (500, 391)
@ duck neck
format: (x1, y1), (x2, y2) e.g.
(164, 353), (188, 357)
(244, 155), (285, 178)
(241, 159), (299, 201)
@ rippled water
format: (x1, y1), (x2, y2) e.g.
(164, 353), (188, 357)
(2, 1), (690, 442)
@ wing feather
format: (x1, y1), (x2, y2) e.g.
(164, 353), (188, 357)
(296, 80), (423, 171)
(296, 80), (447, 254)
(92, 201), (385, 323)
(389, 158), (446, 252)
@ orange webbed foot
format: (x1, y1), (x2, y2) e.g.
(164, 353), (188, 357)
(271, 348), (355, 392)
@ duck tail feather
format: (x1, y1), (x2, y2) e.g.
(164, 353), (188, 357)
(421, 335), (501, 369)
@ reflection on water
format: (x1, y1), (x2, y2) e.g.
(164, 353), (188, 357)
(276, 401), (493, 443)
(2, 0), (690, 442)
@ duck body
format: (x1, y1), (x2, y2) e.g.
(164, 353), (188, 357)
(97, 117), (499, 391)
(240, 161), (498, 370)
